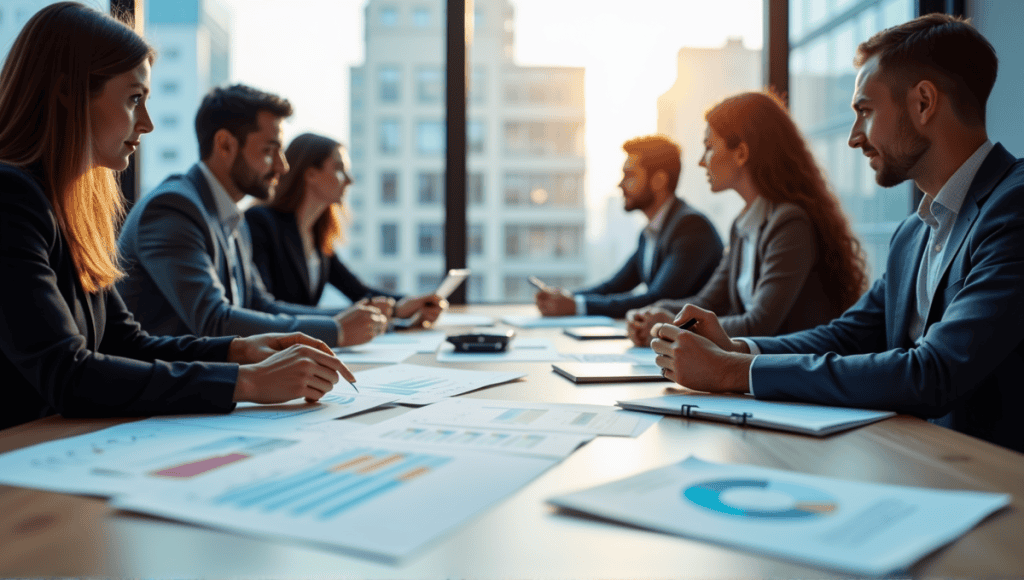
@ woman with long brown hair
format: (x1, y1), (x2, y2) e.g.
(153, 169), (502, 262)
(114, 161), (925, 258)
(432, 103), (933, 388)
(246, 132), (444, 327)
(0, 2), (350, 431)
(627, 90), (867, 344)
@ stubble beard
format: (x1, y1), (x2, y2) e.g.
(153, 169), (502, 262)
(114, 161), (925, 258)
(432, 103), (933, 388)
(875, 108), (931, 188)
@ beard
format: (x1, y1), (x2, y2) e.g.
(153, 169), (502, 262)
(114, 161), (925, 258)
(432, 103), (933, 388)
(229, 154), (275, 200)
(624, 182), (656, 212)
(873, 108), (932, 187)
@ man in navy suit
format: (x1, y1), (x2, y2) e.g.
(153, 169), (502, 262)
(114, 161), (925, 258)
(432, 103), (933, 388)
(534, 135), (723, 319)
(651, 14), (1024, 453)
(118, 85), (387, 347)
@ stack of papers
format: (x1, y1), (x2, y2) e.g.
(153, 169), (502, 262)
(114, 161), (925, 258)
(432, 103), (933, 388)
(549, 457), (1010, 576)
(617, 394), (896, 436)
(501, 315), (616, 328)
(353, 364), (525, 405)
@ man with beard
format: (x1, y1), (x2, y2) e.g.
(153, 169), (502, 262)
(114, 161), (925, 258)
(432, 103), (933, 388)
(534, 135), (722, 319)
(118, 85), (387, 347)
(649, 14), (1024, 453)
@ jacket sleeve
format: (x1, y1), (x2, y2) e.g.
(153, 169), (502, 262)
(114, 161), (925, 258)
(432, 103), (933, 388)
(0, 177), (237, 419)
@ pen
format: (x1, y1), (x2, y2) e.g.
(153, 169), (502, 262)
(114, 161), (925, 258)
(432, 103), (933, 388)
(678, 317), (698, 331)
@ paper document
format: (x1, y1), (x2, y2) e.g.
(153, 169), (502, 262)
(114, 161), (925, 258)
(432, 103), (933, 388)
(113, 439), (555, 563)
(501, 315), (617, 328)
(549, 456), (1010, 576)
(333, 347), (416, 364)
(436, 337), (564, 362)
(617, 394), (896, 436)
(435, 312), (496, 327)
(370, 331), (447, 353)
(563, 347), (657, 365)
(353, 364), (525, 405)
(395, 397), (658, 438)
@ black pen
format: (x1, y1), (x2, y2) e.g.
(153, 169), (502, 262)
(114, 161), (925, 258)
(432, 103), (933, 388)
(678, 317), (698, 331)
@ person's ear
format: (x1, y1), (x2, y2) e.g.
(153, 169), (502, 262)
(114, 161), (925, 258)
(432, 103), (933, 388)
(734, 141), (750, 167)
(650, 169), (669, 193)
(213, 128), (239, 162)
(908, 79), (939, 127)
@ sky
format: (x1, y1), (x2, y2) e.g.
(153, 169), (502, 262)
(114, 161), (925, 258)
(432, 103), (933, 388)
(217, 0), (763, 214)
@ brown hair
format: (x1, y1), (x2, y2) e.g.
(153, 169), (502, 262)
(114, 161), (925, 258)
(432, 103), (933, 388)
(269, 133), (346, 256)
(0, 2), (154, 293)
(854, 13), (997, 126)
(195, 84), (293, 160)
(622, 134), (683, 193)
(706, 90), (868, 314)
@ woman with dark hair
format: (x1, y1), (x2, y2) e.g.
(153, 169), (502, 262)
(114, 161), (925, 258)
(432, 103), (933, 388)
(246, 132), (445, 327)
(0, 2), (350, 431)
(627, 90), (868, 345)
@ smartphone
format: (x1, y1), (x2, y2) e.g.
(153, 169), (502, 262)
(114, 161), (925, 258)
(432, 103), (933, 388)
(528, 276), (550, 292)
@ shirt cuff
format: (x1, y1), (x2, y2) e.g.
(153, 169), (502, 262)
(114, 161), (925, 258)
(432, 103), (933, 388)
(574, 295), (587, 316)
(736, 338), (760, 397)
(737, 337), (761, 355)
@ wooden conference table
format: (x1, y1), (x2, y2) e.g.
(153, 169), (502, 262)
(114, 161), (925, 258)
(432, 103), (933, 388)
(1, 304), (1022, 578)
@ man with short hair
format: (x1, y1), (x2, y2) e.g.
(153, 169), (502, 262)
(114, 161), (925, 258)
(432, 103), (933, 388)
(651, 14), (1024, 453)
(534, 135), (723, 319)
(118, 84), (386, 347)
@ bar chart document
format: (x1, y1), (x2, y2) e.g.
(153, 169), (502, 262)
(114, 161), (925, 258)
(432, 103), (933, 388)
(352, 364), (525, 405)
(113, 439), (555, 563)
(548, 456), (1010, 576)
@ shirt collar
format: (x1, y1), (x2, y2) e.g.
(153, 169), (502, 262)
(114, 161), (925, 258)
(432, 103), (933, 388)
(198, 161), (243, 233)
(916, 140), (993, 227)
(644, 197), (674, 238)
(735, 196), (769, 237)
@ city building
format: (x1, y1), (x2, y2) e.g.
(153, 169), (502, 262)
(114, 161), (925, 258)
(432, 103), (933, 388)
(0, 0), (110, 60)
(345, 0), (586, 303)
(656, 38), (762, 238)
(141, 0), (231, 195)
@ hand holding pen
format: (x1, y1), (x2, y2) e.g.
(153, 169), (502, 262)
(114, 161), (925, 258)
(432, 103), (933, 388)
(649, 305), (754, 394)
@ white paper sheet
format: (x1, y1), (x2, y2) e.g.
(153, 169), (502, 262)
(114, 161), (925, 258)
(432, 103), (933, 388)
(369, 331), (448, 353)
(347, 409), (593, 459)
(549, 456), (1010, 576)
(435, 312), (496, 327)
(391, 397), (659, 438)
(332, 347), (417, 364)
(564, 347), (657, 364)
(113, 439), (556, 563)
(436, 337), (564, 362)
(352, 364), (525, 405)
(501, 315), (617, 328)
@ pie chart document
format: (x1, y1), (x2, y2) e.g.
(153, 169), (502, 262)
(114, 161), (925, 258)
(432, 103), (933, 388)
(548, 456), (1009, 576)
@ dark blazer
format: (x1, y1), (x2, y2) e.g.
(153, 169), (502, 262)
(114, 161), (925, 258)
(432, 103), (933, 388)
(245, 206), (400, 307)
(0, 164), (237, 431)
(578, 197), (723, 318)
(750, 144), (1024, 453)
(656, 202), (836, 337)
(117, 164), (342, 344)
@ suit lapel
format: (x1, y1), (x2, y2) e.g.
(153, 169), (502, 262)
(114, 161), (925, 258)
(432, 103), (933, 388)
(648, 197), (684, 280)
(189, 165), (239, 305)
(890, 219), (929, 347)
(280, 213), (317, 302)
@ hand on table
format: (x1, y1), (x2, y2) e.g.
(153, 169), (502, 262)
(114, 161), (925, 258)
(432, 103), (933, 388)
(535, 287), (576, 316)
(650, 304), (753, 393)
(228, 332), (335, 364)
(334, 299), (388, 347)
(626, 306), (676, 346)
(369, 296), (396, 319)
(234, 341), (355, 404)
(394, 293), (448, 327)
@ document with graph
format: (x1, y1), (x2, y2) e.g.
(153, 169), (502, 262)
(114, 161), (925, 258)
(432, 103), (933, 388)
(113, 438), (556, 563)
(352, 364), (525, 405)
(548, 456), (1010, 576)
(386, 397), (659, 438)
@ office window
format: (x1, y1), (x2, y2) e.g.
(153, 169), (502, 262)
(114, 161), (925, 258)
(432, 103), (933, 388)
(503, 121), (583, 156)
(417, 273), (443, 294)
(469, 172), (484, 205)
(380, 171), (399, 204)
(379, 5), (398, 27)
(504, 173), (582, 207)
(378, 274), (399, 292)
(418, 223), (443, 255)
(378, 119), (400, 155)
(379, 66), (401, 102)
(417, 120), (444, 155)
(469, 223), (484, 256)
(413, 6), (430, 27)
(418, 172), (443, 204)
(380, 223), (398, 256)
(470, 65), (486, 104)
(416, 67), (443, 103)
(474, 8), (484, 30)
(467, 274), (485, 302)
(504, 225), (582, 259)
(468, 120), (485, 155)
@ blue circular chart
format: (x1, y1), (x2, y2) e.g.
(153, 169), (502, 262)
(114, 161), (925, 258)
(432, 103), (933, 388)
(683, 478), (838, 520)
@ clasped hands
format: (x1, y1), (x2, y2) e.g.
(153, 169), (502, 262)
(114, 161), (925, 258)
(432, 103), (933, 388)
(647, 304), (754, 394)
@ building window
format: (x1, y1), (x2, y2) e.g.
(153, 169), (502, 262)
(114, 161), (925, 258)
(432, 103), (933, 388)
(162, 81), (179, 95)
(380, 171), (399, 204)
(417, 273), (443, 294)
(468, 274), (485, 302)
(416, 67), (443, 103)
(503, 121), (583, 157)
(469, 223), (484, 256)
(378, 119), (400, 155)
(504, 224), (582, 259)
(161, 148), (178, 161)
(413, 6), (430, 27)
(378, 274), (399, 292)
(380, 5), (398, 27)
(468, 120), (485, 155)
(503, 172), (580, 207)
(381, 223), (398, 256)
(416, 120), (444, 155)
(418, 172), (443, 205)
(418, 223), (443, 255)
(379, 66), (401, 102)
(161, 115), (178, 128)
(470, 65), (486, 104)
(469, 172), (484, 205)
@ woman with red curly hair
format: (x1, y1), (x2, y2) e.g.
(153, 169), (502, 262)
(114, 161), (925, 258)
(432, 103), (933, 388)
(627, 90), (868, 345)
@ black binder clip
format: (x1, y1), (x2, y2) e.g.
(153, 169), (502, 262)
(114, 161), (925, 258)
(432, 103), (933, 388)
(729, 412), (752, 426)
(680, 404), (699, 418)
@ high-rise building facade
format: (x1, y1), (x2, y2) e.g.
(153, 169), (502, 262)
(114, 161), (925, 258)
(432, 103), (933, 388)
(656, 38), (762, 239)
(142, 0), (231, 195)
(346, 0), (586, 303)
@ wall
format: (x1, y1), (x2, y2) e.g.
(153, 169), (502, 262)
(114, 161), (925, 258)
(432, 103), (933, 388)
(970, 0), (1024, 157)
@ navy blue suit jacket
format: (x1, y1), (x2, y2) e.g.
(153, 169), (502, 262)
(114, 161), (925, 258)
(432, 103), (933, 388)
(751, 144), (1024, 452)
(117, 164), (342, 344)
(0, 164), (237, 431)
(579, 197), (723, 318)
(245, 206), (400, 307)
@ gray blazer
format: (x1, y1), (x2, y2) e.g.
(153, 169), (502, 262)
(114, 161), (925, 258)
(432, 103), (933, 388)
(117, 164), (342, 343)
(656, 201), (836, 337)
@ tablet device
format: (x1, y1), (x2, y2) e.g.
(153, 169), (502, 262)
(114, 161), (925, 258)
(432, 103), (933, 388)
(551, 363), (669, 384)
(392, 269), (471, 329)
(563, 326), (629, 340)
